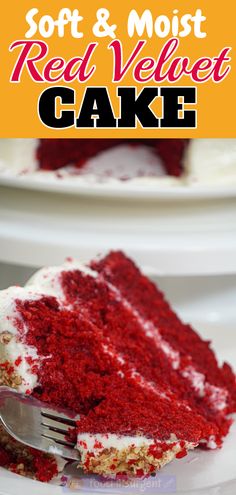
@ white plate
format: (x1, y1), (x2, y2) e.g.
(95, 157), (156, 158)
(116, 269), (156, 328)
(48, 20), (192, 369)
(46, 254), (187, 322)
(1, 173), (236, 201)
(1, 277), (236, 495)
(1, 184), (236, 276)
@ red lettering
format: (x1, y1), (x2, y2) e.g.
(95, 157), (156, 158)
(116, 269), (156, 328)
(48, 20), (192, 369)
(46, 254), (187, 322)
(212, 47), (231, 82)
(153, 38), (179, 82)
(43, 58), (65, 82)
(63, 44), (97, 82)
(133, 57), (155, 82)
(190, 58), (212, 82)
(109, 39), (146, 82)
(166, 57), (189, 82)
(9, 41), (97, 83)
(10, 40), (48, 82)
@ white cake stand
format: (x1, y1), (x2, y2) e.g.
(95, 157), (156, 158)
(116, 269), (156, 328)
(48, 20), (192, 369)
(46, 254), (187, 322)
(0, 183), (236, 275)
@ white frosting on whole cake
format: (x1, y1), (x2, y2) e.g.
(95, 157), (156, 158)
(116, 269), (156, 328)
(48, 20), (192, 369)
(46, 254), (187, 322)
(0, 139), (38, 174)
(184, 139), (236, 185)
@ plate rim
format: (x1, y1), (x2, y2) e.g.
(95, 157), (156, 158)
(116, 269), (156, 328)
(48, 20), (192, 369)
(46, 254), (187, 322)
(1, 174), (236, 201)
(1, 466), (236, 495)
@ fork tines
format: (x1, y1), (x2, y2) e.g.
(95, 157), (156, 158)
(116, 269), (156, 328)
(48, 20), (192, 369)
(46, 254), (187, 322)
(41, 408), (77, 448)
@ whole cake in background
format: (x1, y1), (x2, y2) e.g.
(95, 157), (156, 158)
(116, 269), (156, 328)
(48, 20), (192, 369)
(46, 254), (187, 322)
(36, 139), (188, 176)
(0, 138), (236, 184)
(0, 251), (235, 482)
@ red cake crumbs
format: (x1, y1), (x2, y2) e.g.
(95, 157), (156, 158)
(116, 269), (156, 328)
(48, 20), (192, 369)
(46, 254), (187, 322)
(175, 449), (188, 459)
(84, 452), (95, 471)
(36, 139), (188, 176)
(148, 446), (162, 459)
(0, 427), (58, 482)
(14, 356), (22, 367)
(94, 440), (103, 449)
(31, 450), (58, 482)
(0, 361), (14, 372)
(136, 469), (144, 477)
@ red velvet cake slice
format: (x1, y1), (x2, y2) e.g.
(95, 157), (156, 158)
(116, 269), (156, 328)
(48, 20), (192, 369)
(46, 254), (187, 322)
(91, 252), (236, 444)
(30, 255), (236, 447)
(0, 253), (235, 480)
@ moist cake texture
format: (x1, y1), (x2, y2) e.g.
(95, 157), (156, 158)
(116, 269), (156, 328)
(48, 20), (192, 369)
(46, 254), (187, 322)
(0, 252), (235, 481)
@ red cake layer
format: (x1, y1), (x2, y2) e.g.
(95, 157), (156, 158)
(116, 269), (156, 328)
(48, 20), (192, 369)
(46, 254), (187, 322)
(36, 139), (188, 176)
(11, 251), (235, 446)
(57, 260), (233, 444)
(91, 253), (236, 439)
(15, 296), (213, 443)
(91, 252), (236, 407)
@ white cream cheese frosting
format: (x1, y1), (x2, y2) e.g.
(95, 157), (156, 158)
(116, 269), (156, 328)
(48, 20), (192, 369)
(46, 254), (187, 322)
(184, 139), (236, 185)
(26, 260), (97, 300)
(0, 287), (44, 393)
(76, 432), (193, 452)
(0, 139), (38, 174)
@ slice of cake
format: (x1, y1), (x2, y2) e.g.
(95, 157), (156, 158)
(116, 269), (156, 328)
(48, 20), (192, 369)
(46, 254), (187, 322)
(0, 253), (235, 480)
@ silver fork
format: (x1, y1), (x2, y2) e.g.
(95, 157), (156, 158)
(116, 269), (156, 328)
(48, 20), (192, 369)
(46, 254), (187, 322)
(0, 386), (80, 460)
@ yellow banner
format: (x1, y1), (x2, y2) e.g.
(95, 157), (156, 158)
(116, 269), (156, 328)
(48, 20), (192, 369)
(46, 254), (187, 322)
(0, 0), (235, 137)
